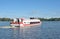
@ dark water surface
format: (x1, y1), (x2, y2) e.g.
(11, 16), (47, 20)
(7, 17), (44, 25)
(0, 21), (60, 39)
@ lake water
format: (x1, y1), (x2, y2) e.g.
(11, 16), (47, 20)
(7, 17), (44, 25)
(0, 21), (60, 39)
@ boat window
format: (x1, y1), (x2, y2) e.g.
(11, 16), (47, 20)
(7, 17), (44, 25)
(24, 22), (26, 23)
(30, 22), (40, 24)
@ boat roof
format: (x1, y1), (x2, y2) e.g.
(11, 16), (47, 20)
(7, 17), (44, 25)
(23, 19), (40, 22)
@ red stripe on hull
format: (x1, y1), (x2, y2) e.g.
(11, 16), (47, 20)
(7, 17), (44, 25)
(10, 23), (41, 27)
(10, 22), (23, 24)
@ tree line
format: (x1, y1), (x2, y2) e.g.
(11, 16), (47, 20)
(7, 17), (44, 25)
(38, 18), (60, 21)
(0, 18), (12, 21)
(0, 17), (60, 21)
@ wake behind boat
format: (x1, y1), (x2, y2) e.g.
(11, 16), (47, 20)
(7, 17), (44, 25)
(10, 18), (41, 27)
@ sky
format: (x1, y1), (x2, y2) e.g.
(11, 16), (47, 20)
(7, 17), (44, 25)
(0, 0), (60, 18)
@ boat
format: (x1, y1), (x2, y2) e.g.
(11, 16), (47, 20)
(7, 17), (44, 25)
(10, 18), (41, 27)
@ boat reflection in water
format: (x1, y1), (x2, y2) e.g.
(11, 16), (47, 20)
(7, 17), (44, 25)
(12, 25), (41, 39)
(12, 27), (21, 39)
